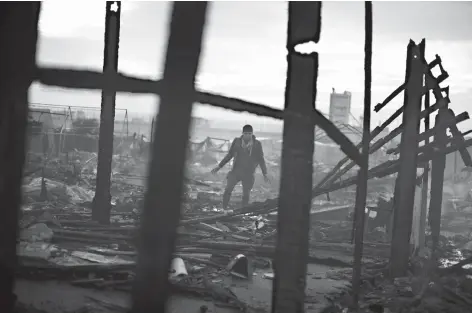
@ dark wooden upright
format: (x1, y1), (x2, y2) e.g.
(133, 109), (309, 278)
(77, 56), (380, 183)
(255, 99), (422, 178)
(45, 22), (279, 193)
(0, 3), (41, 312)
(390, 40), (425, 278)
(272, 3), (320, 313)
(93, 1), (122, 224)
(131, 3), (208, 313)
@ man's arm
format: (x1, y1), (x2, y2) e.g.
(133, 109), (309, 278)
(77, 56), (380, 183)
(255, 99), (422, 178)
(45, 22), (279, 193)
(257, 142), (268, 176)
(217, 138), (237, 169)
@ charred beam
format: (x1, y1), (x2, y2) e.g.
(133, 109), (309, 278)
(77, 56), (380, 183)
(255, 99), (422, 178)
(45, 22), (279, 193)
(314, 137), (472, 198)
(386, 111), (469, 155)
(390, 40), (424, 278)
(428, 109), (449, 251)
(36, 70), (362, 165)
(374, 54), (446, 112)
(194, 134), (472, 232)
(419, 84), (431, 251)
(317, 53), (450, 191)
(351, 1), (372, 308)
(272, 3), (320, 313)
(131, 3), (207, 313)
(92, 1), (121, 224)
(35, 69), (360, 164)
(414, 135), (452, 158)
(420, 52), (471, 166)
(316, 94), (449, 192)
(0, 3), (41, 312)
(444, 109), (472, 166)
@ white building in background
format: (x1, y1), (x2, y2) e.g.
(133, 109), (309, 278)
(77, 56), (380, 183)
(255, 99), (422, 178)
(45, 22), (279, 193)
(329, 89), (352, 125)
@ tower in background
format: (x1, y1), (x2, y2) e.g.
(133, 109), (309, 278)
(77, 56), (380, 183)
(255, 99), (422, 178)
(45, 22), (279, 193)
(329, 88), (352, 125)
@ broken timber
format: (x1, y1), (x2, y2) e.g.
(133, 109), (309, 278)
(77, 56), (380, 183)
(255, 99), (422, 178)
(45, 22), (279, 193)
(374, 54), (447, 112)
(0, 3), (41, 313)
(315, 55), (449, 191)
(92, 1), (121, 224)
(131, 3), (208, 313)
(314, 94), (449, 194)
(390, 40), (425, 278)
(35, 73), (362, 165)
(429, 109), (449, 251)
(418, 84), (431, 252)
(351, 1), (373, 308)
(272, 3), (320, 313)
(386, 111), (469, 155)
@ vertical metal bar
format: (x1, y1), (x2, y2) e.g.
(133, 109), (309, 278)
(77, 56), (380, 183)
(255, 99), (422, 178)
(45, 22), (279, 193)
(92, 1), (121, 224)
(390, 40), (425, 278)
(0, 3), (41, 312)
(131, 3), (208, 312)
(429, 109), (448, 251)
(352, 1), (372, 307)
(272, 3), (321, 313)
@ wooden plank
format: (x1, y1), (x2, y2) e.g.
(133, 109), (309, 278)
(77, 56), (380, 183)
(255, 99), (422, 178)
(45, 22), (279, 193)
(386, 111), (469, 155)
(0, 3), (41, 312)
(35, 67), (362, 164)
(36, 56), (363, 163)
(314, 137), (472, 198)
(352, 1), (373, 308)
(288, 2), (321, 44)
(421, 53), (471, 166)
(130, 3), (208, 313)
(271, 3), (320, 313)
(390, 40), (425, 278)
(374, 55), (445, 112)
(315, 94), (448, 192)
(445, 109), (472, 166)
(418, 79), (431, 252)
(429, 109), (449, 251)
(92, 1), (121, 224)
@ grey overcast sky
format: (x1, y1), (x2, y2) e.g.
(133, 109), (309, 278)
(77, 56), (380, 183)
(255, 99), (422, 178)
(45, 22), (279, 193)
(33, 1), (472, 130)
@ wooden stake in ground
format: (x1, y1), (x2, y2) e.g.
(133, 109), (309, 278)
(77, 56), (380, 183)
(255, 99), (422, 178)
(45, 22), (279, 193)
(271, 3), (320, 313)
(390, 40), (425, 278)
(0, 3), (41, 312)
(351, 1), (373, 308)
(93, 2), (122, 224)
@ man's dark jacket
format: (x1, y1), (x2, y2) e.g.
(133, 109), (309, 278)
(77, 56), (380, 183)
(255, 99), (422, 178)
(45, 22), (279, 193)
(218, 135), (267, 176)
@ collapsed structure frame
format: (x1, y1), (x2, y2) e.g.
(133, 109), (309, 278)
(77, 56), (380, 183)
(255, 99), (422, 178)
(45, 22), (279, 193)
(1, 2), (472, 313)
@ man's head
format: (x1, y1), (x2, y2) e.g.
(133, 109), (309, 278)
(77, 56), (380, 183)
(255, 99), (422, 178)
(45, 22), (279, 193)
(242, 124), (253, 142)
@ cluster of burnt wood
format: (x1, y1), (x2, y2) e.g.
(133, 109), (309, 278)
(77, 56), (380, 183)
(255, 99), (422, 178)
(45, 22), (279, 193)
(1, 2), (470, 313)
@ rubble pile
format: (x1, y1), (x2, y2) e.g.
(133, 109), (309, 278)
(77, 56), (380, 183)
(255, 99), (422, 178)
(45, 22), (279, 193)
(321, 244), (472, 313)
(20, 143), (472, 313)
(318, 177), (472, 313)
(17, 147), (373, 311)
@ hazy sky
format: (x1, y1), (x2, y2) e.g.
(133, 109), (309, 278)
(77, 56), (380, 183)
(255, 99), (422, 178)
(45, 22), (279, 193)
(33, 1), (472, 131)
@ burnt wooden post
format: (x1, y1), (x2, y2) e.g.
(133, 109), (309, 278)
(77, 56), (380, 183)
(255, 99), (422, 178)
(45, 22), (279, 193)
(429, 108), (448, 251)
(418, 88), (430, 251)
(271, 3), (320, 313)
(390, 40), (425, 278)
(92, 1), (121, 224)
(0, 3), (41, 312)
(352, 1), (373, 307)
(131, 3), (207, 312)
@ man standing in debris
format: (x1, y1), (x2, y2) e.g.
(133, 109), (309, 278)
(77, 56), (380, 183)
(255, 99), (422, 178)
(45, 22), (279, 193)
(211, 124), (269, 212)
